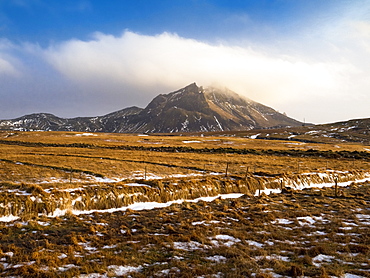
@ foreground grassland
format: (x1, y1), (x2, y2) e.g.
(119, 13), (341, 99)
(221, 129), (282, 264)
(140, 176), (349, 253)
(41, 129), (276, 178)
(0, 184), (369, 277)
(0, 131), (369, 277)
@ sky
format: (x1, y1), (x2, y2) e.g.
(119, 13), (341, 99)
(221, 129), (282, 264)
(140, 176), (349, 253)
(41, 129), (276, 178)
(0, 0), (369, 124)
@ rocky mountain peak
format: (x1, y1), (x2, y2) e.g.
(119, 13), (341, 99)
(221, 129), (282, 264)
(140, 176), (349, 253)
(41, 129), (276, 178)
(0, 83), (302, 133)
(145, 83), (208, 113)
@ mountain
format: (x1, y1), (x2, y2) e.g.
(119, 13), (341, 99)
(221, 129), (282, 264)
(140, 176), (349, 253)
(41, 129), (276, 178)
(305, 118), (370, 144)
(205, 117), (370, 145)
(0, 83), (302, 133)
(0, 107), (142, 133)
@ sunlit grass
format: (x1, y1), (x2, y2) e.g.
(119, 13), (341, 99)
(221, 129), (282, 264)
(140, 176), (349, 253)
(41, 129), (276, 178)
(0, 183), (368, 277)
(0, 131), (369, 276)
(0, 131), (369, 184)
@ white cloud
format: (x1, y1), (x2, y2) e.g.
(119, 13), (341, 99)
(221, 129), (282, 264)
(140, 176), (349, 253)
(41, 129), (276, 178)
(1, 11), (370, 123)
(44, 30), (347, 108)
(0, 40), (21, 76)
(0, 57), (18, 76)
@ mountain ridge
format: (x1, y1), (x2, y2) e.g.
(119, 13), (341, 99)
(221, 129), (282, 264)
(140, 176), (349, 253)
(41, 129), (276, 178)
(0, 83), (302, 133)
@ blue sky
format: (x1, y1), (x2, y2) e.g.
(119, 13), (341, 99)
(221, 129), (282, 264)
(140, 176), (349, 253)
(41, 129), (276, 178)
(0, 0), (369, 123)
(0, 1), (341, 44)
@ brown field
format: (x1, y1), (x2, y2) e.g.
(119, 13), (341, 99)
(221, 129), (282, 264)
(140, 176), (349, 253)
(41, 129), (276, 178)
(0, 131), (369, 277)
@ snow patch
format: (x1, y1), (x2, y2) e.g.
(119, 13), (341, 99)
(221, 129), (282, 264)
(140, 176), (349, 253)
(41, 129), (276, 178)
(250, 133), (260, 139)
(272, 219), (293, 225)
(125, 183), (152, 188)
(75, 133), (97, 136)
(213, 116), (223, 131)
(173, 241), (204, 251)
(0, 215), (20, 222)
(107, 265), (143, 276)
(45, 193), (244, 217)
(212, 234), (241, 247)
(297, 216), (320, 226)
(246, 240), (264, 248)
(343, 274), (366, 278)
(205, 255), (227, 263)
(312, 254), (335, 267)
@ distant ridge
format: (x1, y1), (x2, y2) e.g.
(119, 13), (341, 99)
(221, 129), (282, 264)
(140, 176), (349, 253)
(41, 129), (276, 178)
(0, 83), (302, 133)
(200, 117), (370, 145)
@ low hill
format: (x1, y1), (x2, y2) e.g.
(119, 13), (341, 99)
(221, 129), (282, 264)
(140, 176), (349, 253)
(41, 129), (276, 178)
(197, 118), (370, 145)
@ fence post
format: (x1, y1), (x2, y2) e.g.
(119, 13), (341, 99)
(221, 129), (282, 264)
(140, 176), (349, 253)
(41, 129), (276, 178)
(258, 179), (262, 196)
(244, 166), (249, 180)
(69, 167), (72, 183)
(225, 162), (229, 177)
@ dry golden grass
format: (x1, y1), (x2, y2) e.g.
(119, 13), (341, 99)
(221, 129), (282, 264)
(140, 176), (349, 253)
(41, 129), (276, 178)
(0, 131), (369, 185)
(0, 131), (369, 219)
(1, 130), (369, 151)
(0, 131), (369, 277)
(0, 183), (368, 277)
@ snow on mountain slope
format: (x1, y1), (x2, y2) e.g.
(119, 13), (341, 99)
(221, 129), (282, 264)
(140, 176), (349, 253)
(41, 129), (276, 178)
(0, 83), (302, 133)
